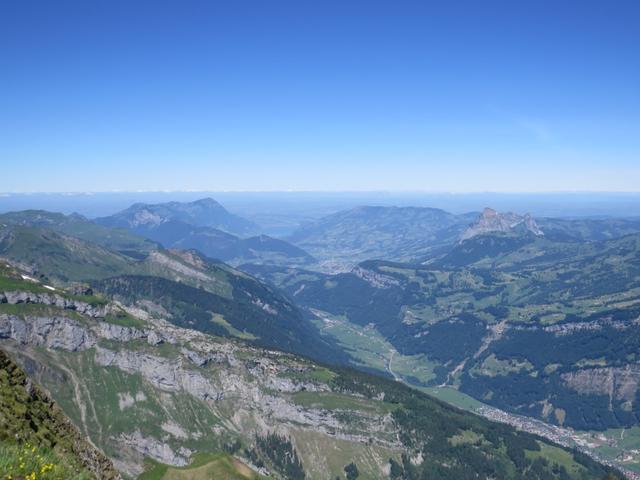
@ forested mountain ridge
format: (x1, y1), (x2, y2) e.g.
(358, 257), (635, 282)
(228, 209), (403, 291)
(0, 221), (341, 363)
(114, 218), (316, 267)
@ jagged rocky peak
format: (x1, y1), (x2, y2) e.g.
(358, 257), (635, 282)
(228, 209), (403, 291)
(460, 207), (544, 241)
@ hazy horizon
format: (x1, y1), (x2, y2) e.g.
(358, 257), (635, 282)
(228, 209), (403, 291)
(4, 189), (640, 194)
(3, 191), (640, 230)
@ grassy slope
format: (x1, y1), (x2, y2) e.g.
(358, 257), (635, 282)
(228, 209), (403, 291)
(0, 225), (135, 283)
(0, 442), (91, 480)
(139, 453), (263, 480)
(0, 210), (157, 256)
(0, 348), (119, 479)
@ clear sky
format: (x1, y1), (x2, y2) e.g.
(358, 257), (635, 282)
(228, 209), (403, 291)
(1, 0), (639, 192)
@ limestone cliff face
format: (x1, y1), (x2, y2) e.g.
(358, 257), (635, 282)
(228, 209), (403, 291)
(0, 297), (153, 351)
(461, 208), (544, 241)
(1, 290), (111, 317)
(0, 292), (400, 478)
(562, 365), (640, 406)
(0, 314), (96, 351)
(351, 265), (401, 289)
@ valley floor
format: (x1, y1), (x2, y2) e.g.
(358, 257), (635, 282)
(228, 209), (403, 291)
(312, 308), (640, 479)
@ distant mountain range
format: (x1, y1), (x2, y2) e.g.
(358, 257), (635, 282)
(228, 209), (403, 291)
(97, 197), (260, 237)
(0, 209), (157, 258)
(286, 205), (640, 271)
(95, 198), (316, 267)
(287, 206), (475, 270)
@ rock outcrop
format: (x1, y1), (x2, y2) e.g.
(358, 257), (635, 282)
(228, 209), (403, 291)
(0, 314), (96, 351)
(351, 265), (400, 289)
(461, 208), (544, 241)
(562, 365), (640, 405)
(119, 430), (192, 466)
(0, 290), (111, 317)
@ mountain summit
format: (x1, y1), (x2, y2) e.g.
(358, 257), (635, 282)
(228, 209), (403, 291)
(97, 197), (259, 237)
(461, 207), (544, 241)
(94, 199), (314, 267)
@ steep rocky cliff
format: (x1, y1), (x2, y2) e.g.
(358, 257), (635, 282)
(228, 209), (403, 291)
(460, 207), (544, 241)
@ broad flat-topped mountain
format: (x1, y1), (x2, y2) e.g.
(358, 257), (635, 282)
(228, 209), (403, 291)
(0, 262), (622, 479)
(537, 216), (640, 242)
(96, 199), (316, 267)
(460, 207), (544, 241)
(97, 197), (260, 237)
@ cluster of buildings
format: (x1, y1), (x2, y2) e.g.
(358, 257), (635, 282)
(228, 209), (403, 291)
(476, 406), (640, 480)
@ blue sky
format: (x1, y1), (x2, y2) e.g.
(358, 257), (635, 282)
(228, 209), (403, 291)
(1, 0), (639, 192)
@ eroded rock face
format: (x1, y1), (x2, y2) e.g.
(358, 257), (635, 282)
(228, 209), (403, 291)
(130, 209), (164, 228)
(0, 312), (171, 352)
(120, 430), (192, 466)
(251, 297), (278, 315)
(461, 208), (543, 241)
(180, 347), (226, 367)
(95, 347), (221, 401)
(513, 316), (640, 335)
(146, 250), (212, 282)
(96, 322), (146, 342)
(562, 365), (640, 403)
(0, 291), (110, 317)
(0, 314), (96, 351)
(351, 266), (400, 289)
